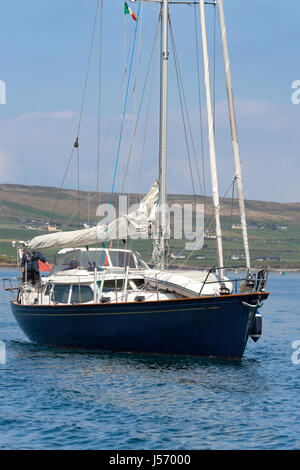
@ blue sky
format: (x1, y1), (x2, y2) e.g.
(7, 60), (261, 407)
(0, 0), (299, 203)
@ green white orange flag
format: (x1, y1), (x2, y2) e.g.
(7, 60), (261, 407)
(124, 2), (137, 21)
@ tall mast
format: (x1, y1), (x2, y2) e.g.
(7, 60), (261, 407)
(199, 0), (224, 274)
(218, 0), (251, 270)
(158, 0), (169, 270)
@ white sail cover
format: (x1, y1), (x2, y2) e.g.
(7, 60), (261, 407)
(27, 182), (159, 251)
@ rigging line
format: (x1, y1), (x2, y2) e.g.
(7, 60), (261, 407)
(171, 20), (204, 197)
(137, 39), (158, 198)
(127, 0), (145, 212)
(121, 16), (159, 199)
(99, 2), (142, 270)
(226, 178), (236, 267)
(97, 0), (104, 203)
(131, 0), (145, 100)
(170, 177), (239, 272)
(72, 0), (100, 224)
(193, 2), (206, 202)
(169, 20), (196, 196)
(53, 4), (134, 228)
(62, 187), (104, 229)
(169, 20), (204, 198)
(120, 14), (161, 194)
(122, 17), (138, 112)
(120, 24), (140, 121)
(77, 0), (100, 139)
(121, 17), (136, 255)
(156, 176), (238, 276)
(121, 20), (145, 259)
(128, 14), (159, 256)
(213, 0), (216, 136)
(49, 147), (75, 224)
(169, 19), (204, 196)
(97, 29), (136, 185)
(77, 146), (80, 225)
(117, 4), (144, 257)
(64, 192), (91, 228)
(130, 13), (158, 254)
(49, 0), (100, 224)
(124, 13), (127, 78)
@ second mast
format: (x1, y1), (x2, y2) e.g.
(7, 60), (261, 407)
(158, 0), (169, 270)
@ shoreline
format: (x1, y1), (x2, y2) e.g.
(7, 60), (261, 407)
(1, 263), (299, 273)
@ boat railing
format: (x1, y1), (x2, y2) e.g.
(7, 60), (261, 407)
(199, 266), (269, 296)
(2, 277), (21, 295)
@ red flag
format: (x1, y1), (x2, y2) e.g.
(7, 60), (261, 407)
(39, 261), (53, 272)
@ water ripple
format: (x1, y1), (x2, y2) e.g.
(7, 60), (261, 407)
(0, 270), (299, 449)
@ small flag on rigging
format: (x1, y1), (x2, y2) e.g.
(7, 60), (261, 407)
(124, 2), (137, 21)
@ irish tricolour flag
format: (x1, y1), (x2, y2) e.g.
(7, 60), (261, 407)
(124, 2), (137, 21)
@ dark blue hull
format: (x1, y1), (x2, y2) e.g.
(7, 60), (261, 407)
(11, 292), (269, 359)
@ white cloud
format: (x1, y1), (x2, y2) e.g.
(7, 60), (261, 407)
(212, 99), (300, 202)
(18, 110), (78, 120)
(0, 110), (81, 187)
(0, 101), (299, 203)
(0, 148), (22, 182)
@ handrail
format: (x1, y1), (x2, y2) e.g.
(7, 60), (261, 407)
(198, 266), (269, 296)
(199, 268), (213, 296)
(2, 277), (21, 293)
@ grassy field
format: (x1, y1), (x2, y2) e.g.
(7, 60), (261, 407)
(0, 184), (299, 269)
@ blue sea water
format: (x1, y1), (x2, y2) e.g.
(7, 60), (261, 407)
(0, 269), (299, 450)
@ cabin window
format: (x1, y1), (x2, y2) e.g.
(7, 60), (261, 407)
(81, 251), (109, 270)
(103, 279), (126, 292)
(109, 251), (136, 268)
(129, 279), (145, 289)
(61, 251), (81, 271)
(134, 252), (149, 270)
(71, 285), (94, 303)
(52, 284), (70, 303)
(102, 279), (143, 292)
(44, 284), (51, 296)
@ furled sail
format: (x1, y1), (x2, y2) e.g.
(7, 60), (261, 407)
(27, 182), (159, 251)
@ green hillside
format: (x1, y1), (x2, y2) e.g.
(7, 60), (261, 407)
(0, 184), (299, 269)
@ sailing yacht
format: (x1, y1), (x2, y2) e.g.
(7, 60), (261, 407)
(7, 0), (269, 359)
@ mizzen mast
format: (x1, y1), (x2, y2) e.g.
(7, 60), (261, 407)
(218, 0), (251, 270)
(199, 0), (224, 275)
(158, 0), (169, 270)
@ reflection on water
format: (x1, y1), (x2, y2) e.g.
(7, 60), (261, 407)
(0, 270), (299, 449)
